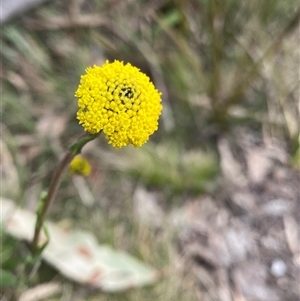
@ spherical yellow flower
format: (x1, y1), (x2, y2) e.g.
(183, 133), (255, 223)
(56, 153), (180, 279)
(75, 60), (163, 148)
(69, 155), (91, 177)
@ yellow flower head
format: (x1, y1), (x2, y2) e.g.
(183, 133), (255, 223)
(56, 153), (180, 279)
(75, 60), (163, 148)
(69, 155), (91, 177)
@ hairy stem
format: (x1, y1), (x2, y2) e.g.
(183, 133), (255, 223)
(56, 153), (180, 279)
(31, 131), (99, 254)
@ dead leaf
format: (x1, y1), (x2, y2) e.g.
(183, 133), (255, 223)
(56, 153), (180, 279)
(246, 147), (271, 184)
(19, 282), (62, 301)
(284, 215), (300, 256)
(1, 198), (158, 292)
(0, 140), (20, 198)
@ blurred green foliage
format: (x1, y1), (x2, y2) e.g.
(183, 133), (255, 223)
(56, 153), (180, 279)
(119, 143), (219, 195)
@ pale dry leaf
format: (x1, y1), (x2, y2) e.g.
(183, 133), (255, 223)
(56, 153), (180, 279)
(1, 198), (158, 292)
(293, 253), (300, 267)
(283, 215), (300, 256)
(19, 282), (62, 301)
(246, 147), (271, 184)
(0, 140), (20, 198)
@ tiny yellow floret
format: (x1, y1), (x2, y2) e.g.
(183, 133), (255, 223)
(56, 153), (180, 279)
(69, 155), (91, 177)
(75, 60), (163, 148)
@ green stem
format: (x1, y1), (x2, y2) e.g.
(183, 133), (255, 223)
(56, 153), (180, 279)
(31, 132), (100, 254)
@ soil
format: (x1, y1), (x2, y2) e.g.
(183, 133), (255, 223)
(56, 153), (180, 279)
(173, 130), (300, 301)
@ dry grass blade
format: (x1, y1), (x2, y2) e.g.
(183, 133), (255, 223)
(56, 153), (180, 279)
(24, 14), (108, 30)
